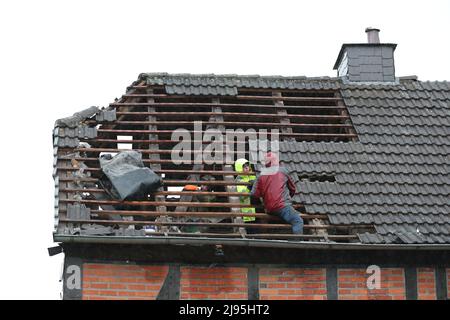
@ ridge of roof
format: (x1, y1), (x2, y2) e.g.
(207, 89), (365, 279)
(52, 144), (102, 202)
(138, 72), (341, 84)
(136, 72), (450, 87)
(136, 73), (344, 95)
(139, 72), (340, 80)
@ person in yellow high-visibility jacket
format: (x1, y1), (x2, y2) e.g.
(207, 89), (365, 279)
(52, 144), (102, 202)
(234, 158), (256, 222)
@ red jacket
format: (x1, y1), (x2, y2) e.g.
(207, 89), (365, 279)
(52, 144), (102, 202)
(250, 166), (296, 213)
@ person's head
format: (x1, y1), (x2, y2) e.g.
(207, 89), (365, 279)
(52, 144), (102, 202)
(264, 152), (279, 167)
(234, 158), (251, 173)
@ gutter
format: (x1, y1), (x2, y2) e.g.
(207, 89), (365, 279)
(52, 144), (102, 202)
(53, 234), (450, 251)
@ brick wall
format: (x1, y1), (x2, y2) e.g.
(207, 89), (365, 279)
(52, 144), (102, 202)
(447, 268), (450, 299)
(338, 268), (405, 300)
(417, 268), (436, 300)
(76, 262), (448, 300)
(259, 268), (327, 300)
(180, 267), (248, 300)
(82, 263), (168, 300)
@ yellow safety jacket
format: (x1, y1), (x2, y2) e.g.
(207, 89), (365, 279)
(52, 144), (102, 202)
(234, 159), (256, 222)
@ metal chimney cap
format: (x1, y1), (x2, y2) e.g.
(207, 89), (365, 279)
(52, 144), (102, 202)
(365, 27), (381, 44)
(365, 27), (380, 33)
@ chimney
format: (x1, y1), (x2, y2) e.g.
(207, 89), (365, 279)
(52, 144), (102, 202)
(333, 28), (397, 82)
(366, 27), (380, 44)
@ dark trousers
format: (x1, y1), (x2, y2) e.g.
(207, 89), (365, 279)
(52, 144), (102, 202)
(273, 206), (304, 234)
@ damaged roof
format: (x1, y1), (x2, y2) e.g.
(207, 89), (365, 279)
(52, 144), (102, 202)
(53, 72), (450, 247)
(138, 73), (450, 244)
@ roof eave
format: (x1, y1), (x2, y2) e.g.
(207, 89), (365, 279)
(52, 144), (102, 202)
(53, 235), (450, 251)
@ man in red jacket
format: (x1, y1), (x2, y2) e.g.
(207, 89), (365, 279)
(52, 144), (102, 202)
(250, 152), (304, 234)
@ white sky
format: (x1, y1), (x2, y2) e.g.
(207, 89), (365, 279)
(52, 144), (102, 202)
(0, 0), (449, 299)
